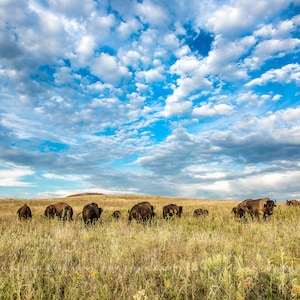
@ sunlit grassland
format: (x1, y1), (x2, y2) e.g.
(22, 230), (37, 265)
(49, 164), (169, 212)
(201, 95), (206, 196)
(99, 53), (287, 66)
(0, 194), (299, 299)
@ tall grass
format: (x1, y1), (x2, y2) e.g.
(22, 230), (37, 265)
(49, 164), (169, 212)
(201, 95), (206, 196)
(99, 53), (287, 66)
(0, 195), (299, 299)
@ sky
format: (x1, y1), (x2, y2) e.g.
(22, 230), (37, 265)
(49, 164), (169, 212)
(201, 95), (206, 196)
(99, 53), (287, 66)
(0, 0), (300, 201)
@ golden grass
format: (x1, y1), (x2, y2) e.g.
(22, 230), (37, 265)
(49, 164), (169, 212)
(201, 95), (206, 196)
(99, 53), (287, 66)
(0, 194), (299, 299)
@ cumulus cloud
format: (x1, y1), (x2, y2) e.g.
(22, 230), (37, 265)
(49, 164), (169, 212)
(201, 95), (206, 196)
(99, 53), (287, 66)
(136, 0), (169, 28)
(163, 55), (212, 117)
(137, 64), (166, 83)
(246, 39), (300, 69)
(246, 63), (300, 86)
(193, 102), (234, 117)
(207, 0), (290, 38)
(256, 13), (300, 40)
(90, 53), (131, 85)
(117, 18), (142, 39)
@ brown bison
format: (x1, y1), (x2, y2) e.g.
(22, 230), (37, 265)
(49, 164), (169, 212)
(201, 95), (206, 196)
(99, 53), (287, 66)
(82, 203), (103, 225)
(111, 210), (121, 220)
(44, 202), (73, 221)
(236, 197), (276, 220)
(193, 208), (209, 217)
(163, 204), (183, 219)
(128, 202), (155, 223)
(286, 199), (300, 206)
(17, 204), (32, 220)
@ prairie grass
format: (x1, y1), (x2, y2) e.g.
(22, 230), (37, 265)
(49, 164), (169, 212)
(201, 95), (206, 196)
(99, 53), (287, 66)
(0, 194), (299, 299)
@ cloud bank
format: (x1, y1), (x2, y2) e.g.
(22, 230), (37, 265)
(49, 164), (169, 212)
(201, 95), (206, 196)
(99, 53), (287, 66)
(0, 0), (300, 201)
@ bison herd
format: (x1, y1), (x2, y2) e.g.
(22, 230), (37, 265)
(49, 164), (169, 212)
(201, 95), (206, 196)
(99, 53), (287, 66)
(16, 197), (299, 224)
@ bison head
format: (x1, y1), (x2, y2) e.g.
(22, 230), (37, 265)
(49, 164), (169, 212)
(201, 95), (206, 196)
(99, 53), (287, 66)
(44, 205), (56, 218)
(264, 200), (276, 216)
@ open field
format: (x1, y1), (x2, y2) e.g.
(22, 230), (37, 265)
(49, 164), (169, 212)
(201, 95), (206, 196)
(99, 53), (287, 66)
(0, 194), (300, 299)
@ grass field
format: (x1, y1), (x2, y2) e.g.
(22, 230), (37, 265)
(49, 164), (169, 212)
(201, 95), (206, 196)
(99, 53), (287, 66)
(0, 194), (299, 299)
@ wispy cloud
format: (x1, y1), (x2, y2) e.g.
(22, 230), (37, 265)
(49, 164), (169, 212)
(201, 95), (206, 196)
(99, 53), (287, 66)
(0, 162), (34, 187)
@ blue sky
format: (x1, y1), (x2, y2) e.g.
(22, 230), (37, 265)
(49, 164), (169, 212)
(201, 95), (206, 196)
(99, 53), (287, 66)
(0, 0), (300, 200)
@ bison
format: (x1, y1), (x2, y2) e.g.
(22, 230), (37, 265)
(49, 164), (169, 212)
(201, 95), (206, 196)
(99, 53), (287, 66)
(236, 197), (276, 220)
(128, 202), (155, 223)
(286, 199), (300, 206)
(111, 210), (121, 220)
(17, 204), (32, 220)
(163, 204), (183, 219)
(44, 202), (73, 221)
(82, 203), (103, 225)
(193, 208), (209, 217)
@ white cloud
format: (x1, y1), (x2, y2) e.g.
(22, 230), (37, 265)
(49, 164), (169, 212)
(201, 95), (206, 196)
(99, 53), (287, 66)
(76, 35), (96, 60)
(0, 163), (34, 187)
(162, 33), (180, 52)
(135, 83), (148, 93)
(43, 173), (87, 181)
(236, 91), (260, 103)
(163, 55), (212, 117)
(272, 94), (282, 101)
(29, 4), (64, 36)
(90, 53), (131, 85)
(163, 100), (193, 117)
(245, 38), (300, 69)
(246, 63), (300, 86)
(256, 38), (300, 58)
(277, 107), (300, 125)
(119, 49), (141, 69)
(184, 167), (300, 200)
(193, 103), (234, 117)
(170, 55), (203, 76)
(136, 0), (169, 27)
(235, 91), (272, 106)
(254, 14), (300, 39)
(48, 0), (96, 18)
(206, 35), (256, 80)
(137, 65), (165, 83)
(117, 18), (142, 39)
(207, 4), (252, 37)
(88, 13), (116, 37)
(207, 0), (289, 38)
(224, 170), (300, 199)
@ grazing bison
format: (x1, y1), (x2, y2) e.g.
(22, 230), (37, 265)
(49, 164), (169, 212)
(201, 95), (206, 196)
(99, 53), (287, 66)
(286, 199), (300, 206)
(17, 204), (32, 220)
(112, 210), (121, 220)
(193, 208), (209, 217)
(128, 202), (155, 223)
(236, 197), (276, 220)
(82, 203), (103, 225)
(163, 204), (183, 219)
(44, 202), (73, 221)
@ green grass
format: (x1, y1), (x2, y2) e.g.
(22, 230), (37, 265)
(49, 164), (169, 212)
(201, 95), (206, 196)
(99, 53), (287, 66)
(0, 195), (299, 299)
